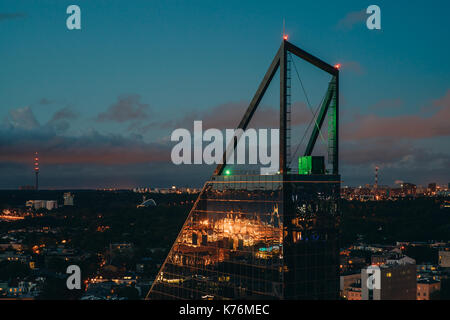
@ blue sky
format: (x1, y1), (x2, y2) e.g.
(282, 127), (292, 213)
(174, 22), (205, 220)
(0, 0), (449, 188)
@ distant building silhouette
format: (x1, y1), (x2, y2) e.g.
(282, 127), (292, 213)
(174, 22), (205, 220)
(63, 192), (75, 206)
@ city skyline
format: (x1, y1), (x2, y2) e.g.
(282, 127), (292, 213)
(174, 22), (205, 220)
(1, 1), (449, 189)
(1, 1), (450, 307)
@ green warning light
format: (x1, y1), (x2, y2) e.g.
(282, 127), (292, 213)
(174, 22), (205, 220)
(225, 170), (231, 175)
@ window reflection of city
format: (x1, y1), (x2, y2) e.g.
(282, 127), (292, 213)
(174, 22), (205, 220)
(149, 176), (340, 300)
(152, 181), (284, 299)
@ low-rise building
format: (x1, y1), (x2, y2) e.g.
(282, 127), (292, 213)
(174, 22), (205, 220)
(417, 279), (440, 300)
(439, 250), (450, 268)
(347, 283), (362, 300)
(362, 256), (416, 300)
(26, 200), (58, 210)
(340, 272), (361, 299)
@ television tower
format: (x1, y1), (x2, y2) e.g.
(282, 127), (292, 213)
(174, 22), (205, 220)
(34, 152), (39, 191)
(374, 166), (379, 189)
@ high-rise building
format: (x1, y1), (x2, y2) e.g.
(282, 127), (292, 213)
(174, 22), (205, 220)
(147, 174), (340, 300)
(147, 39), (341, 300)
(401, 183), (416, 196)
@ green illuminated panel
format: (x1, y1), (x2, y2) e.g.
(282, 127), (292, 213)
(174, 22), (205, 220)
(298, 156), (325, 175)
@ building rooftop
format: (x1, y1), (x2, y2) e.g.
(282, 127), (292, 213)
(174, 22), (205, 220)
(417, 279), (440, 284)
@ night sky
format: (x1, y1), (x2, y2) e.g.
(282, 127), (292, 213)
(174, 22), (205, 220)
(1, 1), (449, 189)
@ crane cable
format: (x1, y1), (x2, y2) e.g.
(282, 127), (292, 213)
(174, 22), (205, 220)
(288, 53), (328, 168)
(290, 52), (326, 144)
(289, 92), (326, 168)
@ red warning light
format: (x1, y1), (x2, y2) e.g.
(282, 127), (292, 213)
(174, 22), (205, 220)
(283, 34), (288, 41)
(334, 63), (341, 70)
(34, 152), (39, 172)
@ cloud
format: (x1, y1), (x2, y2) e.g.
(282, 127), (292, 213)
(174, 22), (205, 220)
(5, 106), (40, 130)
(336, 90), (450, 185)
(4, 106), (79, 134)
(1, 90), (449, 188)
(339, 137), (450, 186)
(49, 107), (78, 122)
(342, 139), (423, 167)
(432, 88), (450, 109)
(0, 104), (207, 189)
(0, 106), (170, 167)
(336, 10), (366, 30)
(368, 98), (404, 111)
(0, 127), (170, 166)
(342, 90), (450, 140)
(38, 98), (54, 105)
(96, 94), (150, 123)
(159, 101), (312, 131)
(0, 13), (26, 21)
(46, 107), (79, 134)
(340, 61), (365, 75)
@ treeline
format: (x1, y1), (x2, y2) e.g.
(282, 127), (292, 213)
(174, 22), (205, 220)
(341, 198), (450, 246)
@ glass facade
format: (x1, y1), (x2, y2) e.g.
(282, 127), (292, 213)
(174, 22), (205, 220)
(147, 174), (340, 300)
